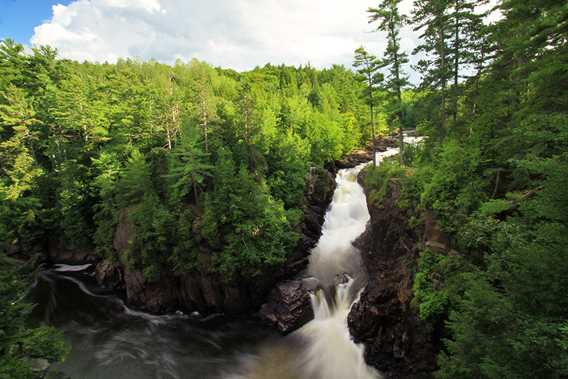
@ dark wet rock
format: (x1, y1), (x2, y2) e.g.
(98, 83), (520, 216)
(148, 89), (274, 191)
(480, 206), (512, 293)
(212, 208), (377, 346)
(334, 273), (351, 286)
(68, 165), (337, 317)
(335, 136), (399, 169)
(348, 179), (437, 379)
(122, 269), (180, 314)
(259, 279), (314, 334)
(276, 167), (336, 277)
(95, 259), (123, 290)
(46, 239), (98, 265)
(301, 277), (320, 292)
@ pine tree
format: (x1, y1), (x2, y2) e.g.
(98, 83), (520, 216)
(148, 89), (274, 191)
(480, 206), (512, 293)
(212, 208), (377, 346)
(354, 46), (383, 166)
(0, 39), (26, 91)
(0, 85), (42, 201)
(447, 0), (489, 123)
(368, 0), (410, 163)
(187, 60), (217, 153)
(412, 0), (451, 132)
(166, 126), (213, 205)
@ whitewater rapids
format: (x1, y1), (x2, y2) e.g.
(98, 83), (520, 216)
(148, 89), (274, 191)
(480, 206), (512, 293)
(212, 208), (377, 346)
(31, 138), (421, 379)
(225, 148), (403, 379)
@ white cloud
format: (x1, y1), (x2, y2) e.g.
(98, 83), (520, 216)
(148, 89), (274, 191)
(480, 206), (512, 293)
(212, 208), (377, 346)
(31, 0), (420, 77)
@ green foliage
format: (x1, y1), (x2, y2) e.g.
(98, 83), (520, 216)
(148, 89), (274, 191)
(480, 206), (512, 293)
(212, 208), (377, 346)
(202, 150), (299, 278)
(91, 152), (121, 258)
(363, 158), (419, 209)
(389, 0), (568, 375)
(0, 256), (69, 377)
(0, 38), (376, 288)
(0, 0), (565, 374)
(364, 159), (406, 205)
(129, 193), (175, 281)
(117, 149), (152, 205)
(353, 46), (384, 163)
(417, 140), (487, 232)
(478, 199), (513, 217)
(413, 249), (476, 323)
(413, 250), (450, 321)
(166, 125), (213, 204)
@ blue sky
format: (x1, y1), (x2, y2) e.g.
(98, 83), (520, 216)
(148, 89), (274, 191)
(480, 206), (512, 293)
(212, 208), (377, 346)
(0, 0), (71, 43)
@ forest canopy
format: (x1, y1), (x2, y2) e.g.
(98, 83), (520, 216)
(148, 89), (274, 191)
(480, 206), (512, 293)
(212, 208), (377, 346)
(1, 0), (567, 376)
(0, 41), (405, 279)
(361, 0), (568, 377)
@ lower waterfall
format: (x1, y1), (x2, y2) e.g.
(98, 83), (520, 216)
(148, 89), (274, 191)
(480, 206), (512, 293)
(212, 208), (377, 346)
(226, 148), (401, 379)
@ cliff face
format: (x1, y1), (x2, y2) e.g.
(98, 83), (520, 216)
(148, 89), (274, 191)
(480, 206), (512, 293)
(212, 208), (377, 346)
(348, 176), (437, 379)
(49, 166), (335, 315)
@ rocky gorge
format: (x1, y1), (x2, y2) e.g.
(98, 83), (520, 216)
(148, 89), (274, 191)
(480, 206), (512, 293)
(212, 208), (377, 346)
(260, 135), (442, 379)
(41, 135), (441, 378)
(347, 173), (440, 379)
(45, 165), (336, 316)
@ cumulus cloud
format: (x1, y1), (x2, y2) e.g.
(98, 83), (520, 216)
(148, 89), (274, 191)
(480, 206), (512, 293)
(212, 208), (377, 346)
(31, 0), (420, 74)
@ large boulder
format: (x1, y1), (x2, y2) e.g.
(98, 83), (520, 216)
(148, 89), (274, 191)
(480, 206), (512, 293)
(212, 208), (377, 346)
(95, 259), (123, 289)
(259, 279), (316, 334)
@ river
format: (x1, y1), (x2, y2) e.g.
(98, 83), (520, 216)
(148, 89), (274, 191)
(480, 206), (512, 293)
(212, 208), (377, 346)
(30, 144), (410, 379)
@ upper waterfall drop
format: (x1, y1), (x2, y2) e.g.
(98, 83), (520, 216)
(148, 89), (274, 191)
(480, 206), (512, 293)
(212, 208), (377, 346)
(307, 163), (370, 288)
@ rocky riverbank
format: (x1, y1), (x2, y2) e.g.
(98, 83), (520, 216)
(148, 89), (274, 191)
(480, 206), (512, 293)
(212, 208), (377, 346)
(43, 135), (400, 322)
(347, 172), (440, 379)
(45, 165), (336, 316)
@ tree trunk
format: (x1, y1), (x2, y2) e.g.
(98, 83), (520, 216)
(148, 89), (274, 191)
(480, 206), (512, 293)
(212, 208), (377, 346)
(370, 103), (377, 167)
(368, 70), (377, 167)
(391, 20), (404, 166)
(439, 27), (448, 133)
(192, 173), (199, 206)
(166, 127), (172, 150)
(453, 3), (460, 124)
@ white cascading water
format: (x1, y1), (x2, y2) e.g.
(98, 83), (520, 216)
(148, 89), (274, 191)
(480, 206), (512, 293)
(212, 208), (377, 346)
(40, 136), (423, 379)
(297, 148), (401, 379)
(225, 147), (404, 379)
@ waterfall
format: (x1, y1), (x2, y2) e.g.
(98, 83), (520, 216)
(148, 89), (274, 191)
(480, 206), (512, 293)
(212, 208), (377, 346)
(295, 149), (403, 379)
(35, 137), (422, 379)
(226, 147), (405, 379)
(306, 147), (402, 318)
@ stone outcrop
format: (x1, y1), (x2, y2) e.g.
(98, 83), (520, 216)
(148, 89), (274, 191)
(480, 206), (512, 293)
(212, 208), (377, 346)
(95, 259), (123, 289)
(334, 136), (398, 169)
(47, 166), (336, 316)
(259, 278), (317, 334)
(348, 176), (437, 379)
(46, 239), (99, 265)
